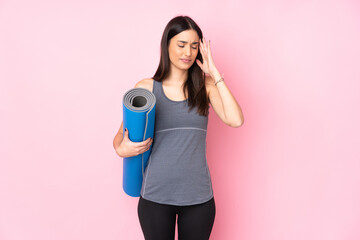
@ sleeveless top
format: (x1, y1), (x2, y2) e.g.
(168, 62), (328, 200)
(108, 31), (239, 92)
(140, 79), (214, 206)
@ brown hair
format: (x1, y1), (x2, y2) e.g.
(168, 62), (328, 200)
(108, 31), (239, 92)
(152, 15), (210, 116)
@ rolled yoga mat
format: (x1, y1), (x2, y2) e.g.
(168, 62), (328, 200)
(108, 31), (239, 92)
(122, 87), (156, 197)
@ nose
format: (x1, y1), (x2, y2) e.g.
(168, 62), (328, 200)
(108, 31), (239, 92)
(184, 45), (191, 57)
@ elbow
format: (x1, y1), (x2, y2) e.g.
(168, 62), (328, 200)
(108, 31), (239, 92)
(113, 135), (118, 149)
(230, 118), (244, 128)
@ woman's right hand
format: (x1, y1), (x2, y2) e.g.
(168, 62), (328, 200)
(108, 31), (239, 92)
(116, 128), (153, 158)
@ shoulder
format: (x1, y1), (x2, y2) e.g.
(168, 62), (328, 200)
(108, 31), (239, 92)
(134, 78), (154, 92)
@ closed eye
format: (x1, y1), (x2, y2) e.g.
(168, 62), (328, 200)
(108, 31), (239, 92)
(178, 45), (198, 49)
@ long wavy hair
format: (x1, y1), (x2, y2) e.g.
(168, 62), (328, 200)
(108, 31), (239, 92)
(152, 15), (210, 116)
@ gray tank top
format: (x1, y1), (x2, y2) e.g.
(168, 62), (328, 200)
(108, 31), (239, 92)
(140, 79), (214, 206)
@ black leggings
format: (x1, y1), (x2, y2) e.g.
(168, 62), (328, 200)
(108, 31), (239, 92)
(137, 196), (216, 240)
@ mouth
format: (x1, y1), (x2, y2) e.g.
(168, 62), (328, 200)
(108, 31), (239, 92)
(180, 58), (191, 63)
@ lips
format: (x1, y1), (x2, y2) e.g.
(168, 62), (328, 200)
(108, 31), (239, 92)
(180, 58), (191, 63)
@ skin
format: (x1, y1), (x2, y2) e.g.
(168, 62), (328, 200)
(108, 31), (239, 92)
(165, 29), (201, 93)
(113, 29), (244, 158)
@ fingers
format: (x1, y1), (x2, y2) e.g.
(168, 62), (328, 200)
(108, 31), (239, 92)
(203, 37), (207, 52)
(126, 130), (152, 146)
(137, 138), (153, 153)
(200, 43), (205, 56)
(123, 128), (129, 139)
(200, 44), (205, 59)
(124, 129), (151, 145)
(200, 37), (206, 53)
(200, 37), (209, 57)
(134, 137), (153, 147)
(144, 143), (152, 152)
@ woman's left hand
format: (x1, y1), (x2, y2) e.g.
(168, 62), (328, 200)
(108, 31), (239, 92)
(196, 37), (218, 76)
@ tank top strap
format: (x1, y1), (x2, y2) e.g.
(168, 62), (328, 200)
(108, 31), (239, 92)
(152, 79), (170, 103)
(152, 79), (160, 95)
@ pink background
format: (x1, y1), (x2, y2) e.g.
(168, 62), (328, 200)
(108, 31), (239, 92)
(1, 0), (360, 239)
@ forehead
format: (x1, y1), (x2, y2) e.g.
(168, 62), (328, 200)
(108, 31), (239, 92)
(173, 29), (199, 42)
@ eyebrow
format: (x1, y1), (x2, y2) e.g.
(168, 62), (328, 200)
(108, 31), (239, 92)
(177, 40), (199, 44)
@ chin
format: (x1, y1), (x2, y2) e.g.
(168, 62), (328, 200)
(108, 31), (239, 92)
(176, 65), (191, 71)
(171, 61), (193, 71)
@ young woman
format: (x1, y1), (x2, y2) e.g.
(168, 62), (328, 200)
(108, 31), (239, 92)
(113, 15), (244, 240)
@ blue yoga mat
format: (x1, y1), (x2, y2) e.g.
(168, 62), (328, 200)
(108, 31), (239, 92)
(122, 87), (156, 197)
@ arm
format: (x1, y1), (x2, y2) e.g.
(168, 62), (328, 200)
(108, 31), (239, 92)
(113, 121), (124, 156)
(196, 38), (244, 127)
(207, 71), (244, 127)
(196, 37), (244, 127)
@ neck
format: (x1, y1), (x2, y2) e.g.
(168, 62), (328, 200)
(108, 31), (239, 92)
(164, 64), (188, 86)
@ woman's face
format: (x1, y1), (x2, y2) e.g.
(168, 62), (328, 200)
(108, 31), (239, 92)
(168, 29), (200, 71)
